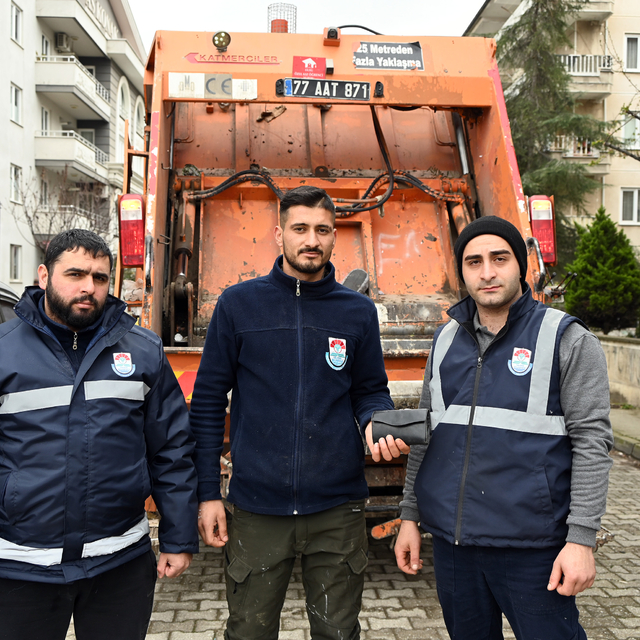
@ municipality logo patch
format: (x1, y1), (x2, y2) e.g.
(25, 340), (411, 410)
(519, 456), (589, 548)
(326, 337), (348, 371)
(508, 347), (533, 376)
(112, 352), (136, 377)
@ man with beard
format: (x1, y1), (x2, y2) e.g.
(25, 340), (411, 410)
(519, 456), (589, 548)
(395, 217), (613, 640)
(190, 185), (405, 639)
(0, 230), (198, 640)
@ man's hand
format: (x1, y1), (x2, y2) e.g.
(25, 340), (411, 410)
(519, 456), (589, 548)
(198, 500), (229, 548)
(157, 552), (192, 579)
(365, 422), (410, 462)
(395, 520), (424, 575)
(547, 542), (596, 596)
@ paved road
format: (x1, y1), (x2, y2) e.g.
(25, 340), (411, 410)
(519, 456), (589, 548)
(65, 452), (640, 639)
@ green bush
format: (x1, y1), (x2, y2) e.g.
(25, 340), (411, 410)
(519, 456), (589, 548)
(565, 207), (640, 334)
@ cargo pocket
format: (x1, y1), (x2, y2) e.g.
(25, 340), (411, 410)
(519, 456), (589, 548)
(346, 547), (368, 575)
(225, 549), (253, 611)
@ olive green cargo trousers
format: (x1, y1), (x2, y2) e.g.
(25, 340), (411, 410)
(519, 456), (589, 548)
(224, 500), (368, 640)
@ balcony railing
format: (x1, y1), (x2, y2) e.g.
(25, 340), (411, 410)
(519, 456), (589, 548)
(558, 54), (613, 76)
(548, 135), (600, 158)
(36, 130), (109, 165)
(35, 55), (110, 108)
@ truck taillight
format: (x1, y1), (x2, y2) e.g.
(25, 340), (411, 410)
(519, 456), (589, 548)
(529, 195), (556, 265)
(119, 194), (145, 267)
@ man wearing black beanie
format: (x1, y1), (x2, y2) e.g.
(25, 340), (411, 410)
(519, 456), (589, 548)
(394, 215), (613, 640)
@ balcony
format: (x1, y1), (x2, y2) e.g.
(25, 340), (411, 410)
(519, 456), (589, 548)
(35, 56), (110, 120)
(548, 135), (610, 174)
(570, 1), (614, 23)
(557, 54), (613, 98)
(35, 131), (109, 183)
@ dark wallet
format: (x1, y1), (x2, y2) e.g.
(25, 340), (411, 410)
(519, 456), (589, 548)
(370, 409), (429, 445)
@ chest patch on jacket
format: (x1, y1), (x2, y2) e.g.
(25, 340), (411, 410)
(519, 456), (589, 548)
(112, 352), (136, 377)
(326, 337), (348, 371)
(508, 347), (533, 376)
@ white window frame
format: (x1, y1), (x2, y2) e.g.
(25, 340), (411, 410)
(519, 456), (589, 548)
(84, 65), (96, 77)
(623, 116), (640, 149)
(41, 34), (50, 57)
(40, 178), (48, 207)
(78, 129), (95, 145)
(10, 84), (22, 125)
(621, 188), (640, 225)
(41, 106), (50, 132)
(9, 245), (22, 282)
(11, 3), (22, 45)
(10, 164), (22, 203)
(625, 34), (639, 72)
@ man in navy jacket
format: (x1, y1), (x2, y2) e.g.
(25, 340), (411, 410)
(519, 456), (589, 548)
(395, 217), (613, 640)
(191, 186), (405, 639)
(0, 230), (198, 640)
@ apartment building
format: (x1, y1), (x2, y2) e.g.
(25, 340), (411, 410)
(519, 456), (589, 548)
(466, 0), (640, 251)
(1, 0), (146, 295)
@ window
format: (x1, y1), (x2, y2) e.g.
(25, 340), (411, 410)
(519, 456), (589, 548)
(84, 65), (96, 77)
(41, 34), (50, 57)
(622, 189), (640, 224)
(41, 107), (50, 133)
(10, 3), (22, 45)
(79, 129), (95, 145)
(623, 116), (640, 149)
(9, 245), (22, 282)
(10, 164), (21, 203)
(40, 178), (48, 206)
(626, 35), (639, 71)
(10, 84), (22, 124)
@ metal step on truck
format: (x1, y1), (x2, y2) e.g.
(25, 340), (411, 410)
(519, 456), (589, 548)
(114, 24), (557, 522)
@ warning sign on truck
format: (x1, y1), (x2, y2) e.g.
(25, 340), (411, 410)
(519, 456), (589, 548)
(353, 41), (423, 70)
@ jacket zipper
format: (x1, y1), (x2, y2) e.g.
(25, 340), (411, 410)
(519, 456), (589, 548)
(453, 320), (508, 545)
(293, 279), (302, 514)
(454, 354), (483, 544)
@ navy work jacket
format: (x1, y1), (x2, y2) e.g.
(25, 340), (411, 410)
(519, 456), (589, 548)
(0, 287), (198, 583)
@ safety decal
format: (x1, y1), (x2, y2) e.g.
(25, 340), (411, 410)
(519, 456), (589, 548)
(326, 337), (348, 371)
(112, 352), (136, 378)
(353, 41), (423, 70)
(507, 347), (533, 376)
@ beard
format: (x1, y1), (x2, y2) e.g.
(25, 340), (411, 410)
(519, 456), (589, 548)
(45, 282), (106, 330)
(282, 241), (331, 275)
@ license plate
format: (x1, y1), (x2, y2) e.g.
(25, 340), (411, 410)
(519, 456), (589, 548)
(284, 78), (370, 101)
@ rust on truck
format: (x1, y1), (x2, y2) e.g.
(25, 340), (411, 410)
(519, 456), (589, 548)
(118, 28), (546, 516)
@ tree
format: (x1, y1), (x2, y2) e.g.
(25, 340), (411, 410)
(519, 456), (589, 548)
(496, 0), (602, 272)
(564, 208), (640, 334)
(8, 166), (113, 254)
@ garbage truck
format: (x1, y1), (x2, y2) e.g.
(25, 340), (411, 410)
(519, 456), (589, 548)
(115, 27), (555, 516)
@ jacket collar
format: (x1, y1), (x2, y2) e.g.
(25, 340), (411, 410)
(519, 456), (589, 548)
(448, 283), (536, 327)
(15, 286), (133, 339)
(268, 256), (337, 298)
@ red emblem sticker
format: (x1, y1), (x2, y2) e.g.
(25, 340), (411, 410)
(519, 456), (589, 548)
(293, 56), (326, 79)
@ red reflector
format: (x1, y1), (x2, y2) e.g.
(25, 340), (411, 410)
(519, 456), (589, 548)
(119, 195), (145, 267)
(529, 196), (556, 265)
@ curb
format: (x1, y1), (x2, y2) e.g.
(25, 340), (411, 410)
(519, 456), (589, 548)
(613, 432), (640, 461)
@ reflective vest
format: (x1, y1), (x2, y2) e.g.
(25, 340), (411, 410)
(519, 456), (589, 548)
(415, 290), (580, 548)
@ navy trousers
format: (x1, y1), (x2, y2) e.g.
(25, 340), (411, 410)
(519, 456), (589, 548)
(432, 536), (588, 640)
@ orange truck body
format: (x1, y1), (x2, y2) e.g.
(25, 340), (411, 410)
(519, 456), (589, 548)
(118, 28), (546, 513)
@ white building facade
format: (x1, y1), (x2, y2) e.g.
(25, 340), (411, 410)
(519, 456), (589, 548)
(1, 0), (146, 295)
(466, 0), (640, 252)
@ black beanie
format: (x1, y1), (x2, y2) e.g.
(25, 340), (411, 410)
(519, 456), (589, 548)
(454, 216), (528, 284)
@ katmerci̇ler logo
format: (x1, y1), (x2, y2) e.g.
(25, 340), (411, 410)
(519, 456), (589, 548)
(112, 352), (136, 377)
(508, 347), (533, 376)
(326, 337), (348, 371)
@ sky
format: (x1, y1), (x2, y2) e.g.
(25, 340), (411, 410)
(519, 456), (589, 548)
(127, 0), (488, 54)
